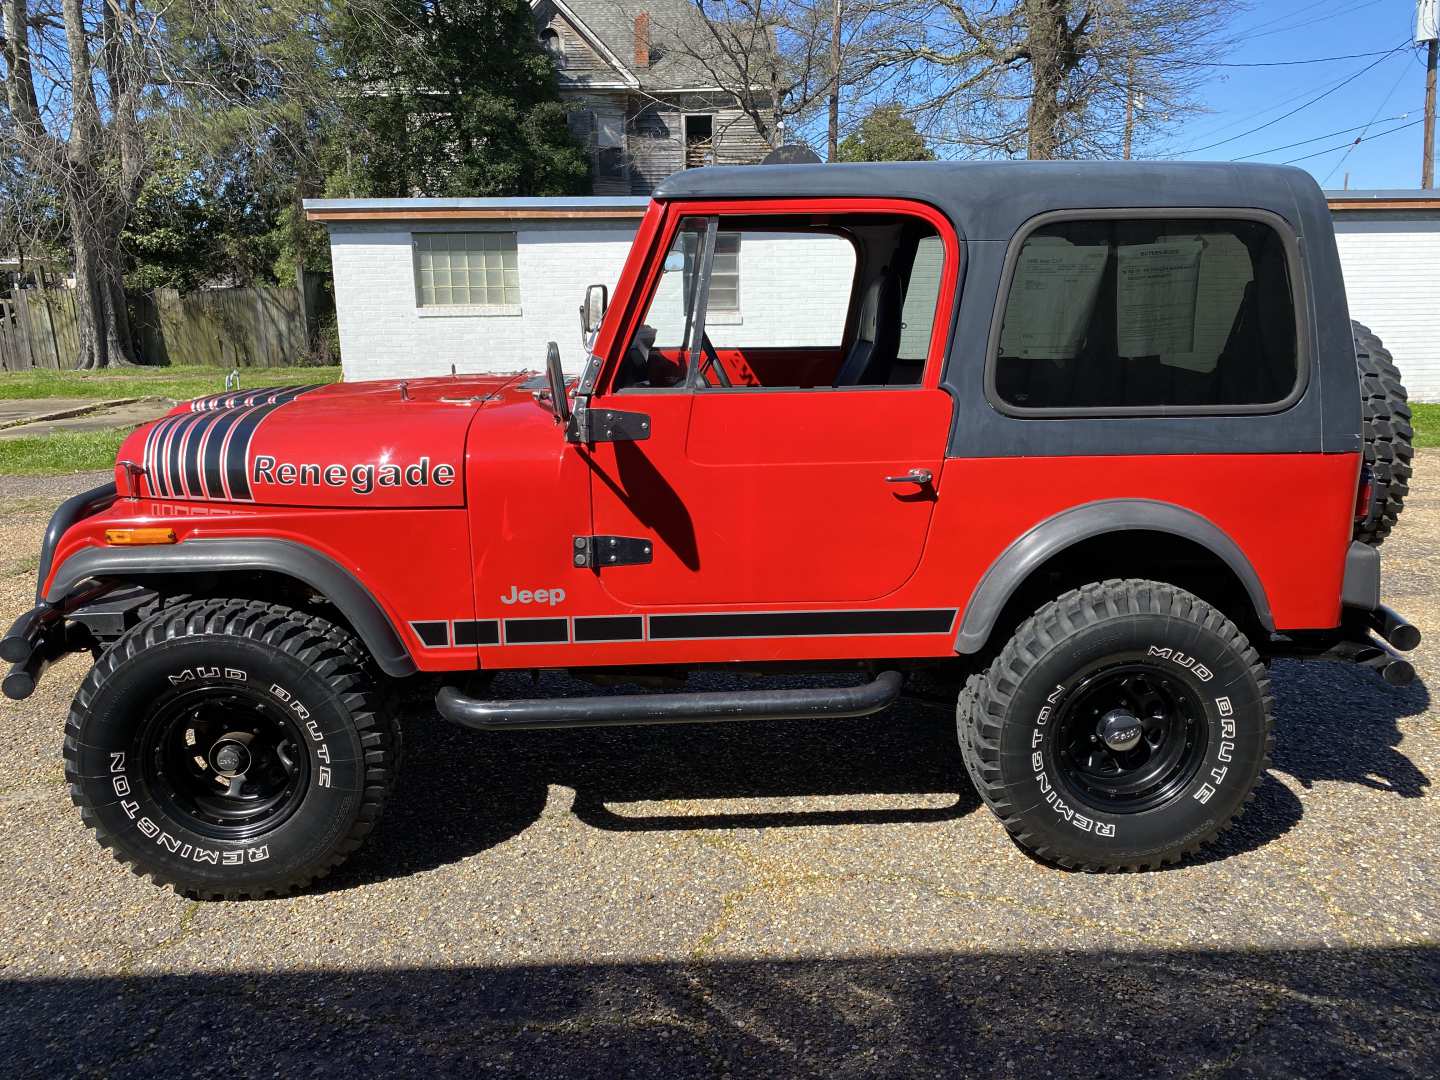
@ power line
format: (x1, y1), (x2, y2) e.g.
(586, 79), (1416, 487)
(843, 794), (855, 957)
(1161, 42), (1412, 151)
(1172, 44), (1409, 156)
(1179, 48), (1397, 69)
(1281, 117), (1425, 165)
(1321, 58), (1414, 184)
(1216, 0), (1391, 47)
(1230, 111), (1415, 161)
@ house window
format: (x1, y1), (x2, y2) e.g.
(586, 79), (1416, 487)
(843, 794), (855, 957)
(539, 27), (566, 67)
(709, 233), (740, 314)
(595, 113), (626, 182)
(414, 232), (520, 309)
(684, 114), (714, 168)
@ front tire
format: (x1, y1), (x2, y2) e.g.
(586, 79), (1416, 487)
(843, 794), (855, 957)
(958, 580), (1272, 871)
(64, 599), (398, 899)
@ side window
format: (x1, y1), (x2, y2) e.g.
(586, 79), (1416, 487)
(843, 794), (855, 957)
(615, 212), (951, 392)
(703, 231), (855, 349)
(992, 216), (1299, 412)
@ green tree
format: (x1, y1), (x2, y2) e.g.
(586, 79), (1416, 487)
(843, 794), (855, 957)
(334, 0), (588, 197)
(836, 105), (934, 162)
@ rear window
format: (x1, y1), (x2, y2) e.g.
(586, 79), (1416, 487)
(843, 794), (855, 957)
(991, 216), (1300, 413)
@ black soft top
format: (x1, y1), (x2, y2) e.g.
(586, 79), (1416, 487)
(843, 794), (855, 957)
(653, 160), (1328, 241)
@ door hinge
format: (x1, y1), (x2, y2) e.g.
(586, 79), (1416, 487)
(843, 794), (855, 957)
(573, 535), (653, 568)
(566, 406), (651, 444)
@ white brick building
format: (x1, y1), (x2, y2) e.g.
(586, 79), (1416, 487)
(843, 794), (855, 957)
(1329, 190), (1440, 401)
(309, 190), (1440, 399)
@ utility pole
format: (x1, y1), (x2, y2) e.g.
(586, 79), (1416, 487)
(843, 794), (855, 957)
(1420, 0), (1438, 186)
(828, 0), (841, 161)
(1425, 39), (1438, 188)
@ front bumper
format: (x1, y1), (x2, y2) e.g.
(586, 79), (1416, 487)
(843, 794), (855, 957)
(1, 482), (119, 700)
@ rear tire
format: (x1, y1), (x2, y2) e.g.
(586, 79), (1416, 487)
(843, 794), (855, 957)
(1353, 321), (1413, 547)
(958, 580), (1272, 871)
(65, 599), (398, 899)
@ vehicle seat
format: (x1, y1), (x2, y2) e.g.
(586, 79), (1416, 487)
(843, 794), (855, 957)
(833, 267), (902, 386)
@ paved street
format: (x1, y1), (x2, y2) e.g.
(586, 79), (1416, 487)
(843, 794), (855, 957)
(0, 466), (1435, 1078)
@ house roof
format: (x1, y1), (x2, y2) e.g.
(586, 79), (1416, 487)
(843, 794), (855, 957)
(539, 0), (761, 92)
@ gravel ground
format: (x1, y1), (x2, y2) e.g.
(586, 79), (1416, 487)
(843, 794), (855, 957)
(0, 468), (1436, 1078)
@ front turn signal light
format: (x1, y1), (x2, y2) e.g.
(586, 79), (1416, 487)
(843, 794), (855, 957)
(105, 527), (177, 546)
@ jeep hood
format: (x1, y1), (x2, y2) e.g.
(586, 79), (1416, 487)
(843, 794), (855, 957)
(119, 375), (528, 508)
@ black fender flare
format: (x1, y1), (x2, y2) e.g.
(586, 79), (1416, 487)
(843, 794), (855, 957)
(46, 538), (417, 677)
(955, 499), (1275, 654)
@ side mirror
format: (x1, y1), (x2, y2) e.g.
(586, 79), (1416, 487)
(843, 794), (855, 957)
(580, 283), (608, 337)
(545, 342), (571, 424)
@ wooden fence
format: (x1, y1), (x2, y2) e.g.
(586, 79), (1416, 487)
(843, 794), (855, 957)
(0, 284), (312, 370)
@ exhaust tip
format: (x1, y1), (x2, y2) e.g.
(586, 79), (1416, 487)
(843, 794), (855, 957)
(1389, 624), (1422, 652)
(2, 669), (35, 700)
(1381, 659), (1416, 687)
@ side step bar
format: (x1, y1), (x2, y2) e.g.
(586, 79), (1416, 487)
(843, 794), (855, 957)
(436, 670), (904, 731)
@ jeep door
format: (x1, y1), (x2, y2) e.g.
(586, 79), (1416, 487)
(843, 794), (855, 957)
(583, 200), (958, 609)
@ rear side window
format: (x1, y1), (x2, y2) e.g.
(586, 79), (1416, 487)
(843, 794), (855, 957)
(991, 216), (1300, 413)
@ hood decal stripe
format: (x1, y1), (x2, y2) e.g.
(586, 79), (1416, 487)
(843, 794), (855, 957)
(145, 385), (323, 502)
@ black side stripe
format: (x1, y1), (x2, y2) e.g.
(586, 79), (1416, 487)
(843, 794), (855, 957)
(648, 610), (957, 640)
(410, 621), (450, 648)
(413, 610), (959, 649)
(504, 618), (570, 644)
(452, 620), (500, 646)
(573, 615), (644, 642)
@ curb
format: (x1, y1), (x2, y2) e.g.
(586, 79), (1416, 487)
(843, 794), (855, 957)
(0, 397), (146, 432)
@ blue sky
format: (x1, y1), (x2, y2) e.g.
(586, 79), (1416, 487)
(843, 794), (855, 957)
(1157, 1), (1436, 190)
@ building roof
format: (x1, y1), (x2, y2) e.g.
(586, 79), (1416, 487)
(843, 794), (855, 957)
(303, 196), (649, 223)
(1324, 188), (1440, 211)
(542, 0), (763, 92)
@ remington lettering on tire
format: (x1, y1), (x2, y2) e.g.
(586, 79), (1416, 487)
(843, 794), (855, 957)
(64, 600), (397, 900)
(958, 580), (1273, 871)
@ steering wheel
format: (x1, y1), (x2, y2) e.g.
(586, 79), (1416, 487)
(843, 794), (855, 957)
(696, 333), (733, 388)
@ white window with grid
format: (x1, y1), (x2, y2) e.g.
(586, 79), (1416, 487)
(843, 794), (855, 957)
(414, 232), (520, 314)
(709, 232), (740, 315)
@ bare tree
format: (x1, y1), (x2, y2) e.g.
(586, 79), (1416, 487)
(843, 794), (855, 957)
(2, 0), (153, 366)
(871, 0), (1236, 159)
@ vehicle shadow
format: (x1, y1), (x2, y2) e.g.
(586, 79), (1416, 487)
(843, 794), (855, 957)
(1268, 658), (1432, 798)
(4, 944), (1436, 1077)
(328, 671), (977, 891)
(322, 653), (1434, 892)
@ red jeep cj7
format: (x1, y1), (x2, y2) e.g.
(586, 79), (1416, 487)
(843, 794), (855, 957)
(4, 161), (1419, 898)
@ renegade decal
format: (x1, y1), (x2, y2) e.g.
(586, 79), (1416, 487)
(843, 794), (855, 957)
(143, 386), (321, 502)
(408, 609), (958, 649)
(251, 455), (455, 495)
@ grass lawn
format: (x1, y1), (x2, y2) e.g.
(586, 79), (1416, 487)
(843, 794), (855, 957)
(0, 365), (341, 402)
(0, 429), (129, 474)
(1411, 403), (1440, 448)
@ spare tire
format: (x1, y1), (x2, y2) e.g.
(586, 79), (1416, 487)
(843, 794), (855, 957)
(1353, 321), (1413, 547)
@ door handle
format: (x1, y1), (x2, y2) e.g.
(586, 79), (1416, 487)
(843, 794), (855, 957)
(885, 468), (933, 486)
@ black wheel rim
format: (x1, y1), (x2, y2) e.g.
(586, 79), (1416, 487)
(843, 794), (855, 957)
(139, 686), (310, 841)
(1050, 659), (1208, 815)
